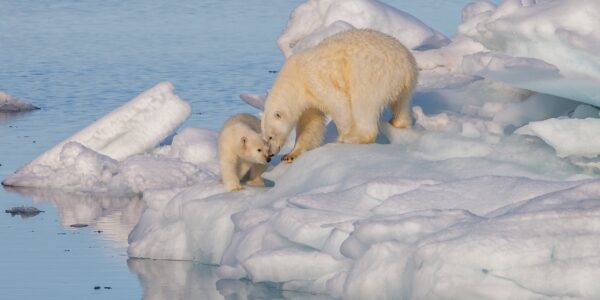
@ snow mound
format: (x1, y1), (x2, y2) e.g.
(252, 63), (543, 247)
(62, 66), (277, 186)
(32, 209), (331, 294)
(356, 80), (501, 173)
(415, 0), (600, 105)
(277, 0), (449, 58)
(0, 91), (39, 112)
(461, 0), (600, 105)
(517, 118), (600, 158)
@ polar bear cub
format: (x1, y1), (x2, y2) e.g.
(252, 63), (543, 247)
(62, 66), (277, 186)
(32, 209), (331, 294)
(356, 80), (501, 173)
(219, 113), (271, 191)
(262, 29), (418, 162)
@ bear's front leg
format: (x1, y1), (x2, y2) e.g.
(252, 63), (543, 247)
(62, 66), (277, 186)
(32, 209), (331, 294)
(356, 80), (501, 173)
(221, 156), (243, 191)
(283, 108), (326, 163)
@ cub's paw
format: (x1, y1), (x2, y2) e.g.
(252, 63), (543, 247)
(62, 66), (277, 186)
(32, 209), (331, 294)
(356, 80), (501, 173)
(225, 183), (243, 192)
(247, 177), (266, 187)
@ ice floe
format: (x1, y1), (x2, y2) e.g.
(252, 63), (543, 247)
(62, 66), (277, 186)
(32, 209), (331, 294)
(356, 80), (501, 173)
(0, 91), (39, 112)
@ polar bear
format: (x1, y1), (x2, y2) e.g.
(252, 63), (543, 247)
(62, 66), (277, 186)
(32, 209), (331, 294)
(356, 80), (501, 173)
(262, 29), (418, 162)
(219, 114), (271, 191)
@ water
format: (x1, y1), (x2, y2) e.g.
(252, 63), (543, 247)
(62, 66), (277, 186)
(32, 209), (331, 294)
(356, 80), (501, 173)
(1, 0), (480, 298)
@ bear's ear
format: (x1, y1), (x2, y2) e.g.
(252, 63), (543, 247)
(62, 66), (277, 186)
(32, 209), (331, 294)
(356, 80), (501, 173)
(275, 111), (282, 119)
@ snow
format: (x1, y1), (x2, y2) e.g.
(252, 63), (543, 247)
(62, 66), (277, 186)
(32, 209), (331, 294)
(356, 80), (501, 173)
(417, 0), (600, 106)
(5, 0), (600, 298)
(517, 118), (600, 158)
(277, 0), (449, 58)
(126, 141), (598, 298)
(0, 91), (39, 112)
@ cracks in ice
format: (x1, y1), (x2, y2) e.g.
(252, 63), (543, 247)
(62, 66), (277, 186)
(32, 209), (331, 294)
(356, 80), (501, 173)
(485, 269), (579, 299)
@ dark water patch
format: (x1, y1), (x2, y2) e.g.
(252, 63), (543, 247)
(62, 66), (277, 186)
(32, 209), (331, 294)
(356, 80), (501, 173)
(5, 206), (44, 218)
(70, 223), (88, 228)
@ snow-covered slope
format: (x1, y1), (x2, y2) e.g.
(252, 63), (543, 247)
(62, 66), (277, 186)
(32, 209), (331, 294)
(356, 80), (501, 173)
(127, 139), (599, 298)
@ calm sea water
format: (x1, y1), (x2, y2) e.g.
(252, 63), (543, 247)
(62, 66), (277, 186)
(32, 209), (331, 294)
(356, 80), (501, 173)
(1, 1), (479, 298)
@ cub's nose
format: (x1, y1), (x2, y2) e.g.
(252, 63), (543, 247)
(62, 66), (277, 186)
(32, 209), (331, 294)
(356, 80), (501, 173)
(269, 154), (274, 158)
(266, 157), (272, 163)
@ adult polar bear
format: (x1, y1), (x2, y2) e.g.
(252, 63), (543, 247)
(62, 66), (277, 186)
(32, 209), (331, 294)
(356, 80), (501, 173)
(262, 29), (418, 162)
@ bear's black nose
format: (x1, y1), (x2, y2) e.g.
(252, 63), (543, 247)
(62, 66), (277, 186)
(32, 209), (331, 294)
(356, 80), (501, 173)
(269, 154), (274, 158)
(266, 157), (271, 163)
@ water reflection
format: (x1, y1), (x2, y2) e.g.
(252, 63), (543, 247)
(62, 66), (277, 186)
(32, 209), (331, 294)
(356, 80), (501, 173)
(0, 111), (36, 123)
(128, 259), (225, 299)
(4, 186), (145, 248)
(128, 258), (337, 300)
(128, 258), (286, 300)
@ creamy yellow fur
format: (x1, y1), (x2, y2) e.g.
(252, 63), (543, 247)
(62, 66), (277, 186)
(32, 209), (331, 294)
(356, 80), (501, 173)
(219, 114), (270, 191)
(262, 29), (418, 162)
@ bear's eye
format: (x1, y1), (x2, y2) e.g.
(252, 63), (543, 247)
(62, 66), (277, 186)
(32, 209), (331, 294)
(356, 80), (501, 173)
(257, 149), (262, 152)
(275, 112), (282, 119)
(269, 136), (273, 140)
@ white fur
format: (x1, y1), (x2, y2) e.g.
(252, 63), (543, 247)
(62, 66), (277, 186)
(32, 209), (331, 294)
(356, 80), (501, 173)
(262, 29), (418, 162)
(219, 114), (270, 191)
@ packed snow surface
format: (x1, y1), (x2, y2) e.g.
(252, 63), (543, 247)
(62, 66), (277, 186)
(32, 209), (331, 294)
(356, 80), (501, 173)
(5, 0), (600, 298)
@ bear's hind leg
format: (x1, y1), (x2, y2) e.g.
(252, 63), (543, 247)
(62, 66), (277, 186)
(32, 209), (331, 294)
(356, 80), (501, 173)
(348, 99), (380, 144)
(282, 108), (326, 163)
(327, 101), (355, 144)
(389, 88), (413, 128)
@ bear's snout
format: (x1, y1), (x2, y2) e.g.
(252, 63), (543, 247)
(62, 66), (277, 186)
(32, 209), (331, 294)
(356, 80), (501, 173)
(268, 145), (281, 156)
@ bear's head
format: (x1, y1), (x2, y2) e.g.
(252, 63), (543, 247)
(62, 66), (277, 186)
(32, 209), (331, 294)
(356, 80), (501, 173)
(239, 134), (271, 165)
(262, 109), (293, 155)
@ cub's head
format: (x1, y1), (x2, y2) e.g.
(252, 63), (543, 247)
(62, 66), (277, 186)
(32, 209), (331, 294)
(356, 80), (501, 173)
(262, 108), (294, 156)
(239, 133), (271, 165)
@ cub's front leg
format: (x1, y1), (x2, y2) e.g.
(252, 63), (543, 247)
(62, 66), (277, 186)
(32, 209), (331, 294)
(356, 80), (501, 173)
(220, 156), (243, 191)
(246, 164), (267, 187)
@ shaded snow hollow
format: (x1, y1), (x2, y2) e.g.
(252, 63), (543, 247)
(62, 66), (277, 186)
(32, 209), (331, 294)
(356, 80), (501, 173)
(5, 0), (600, 299)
